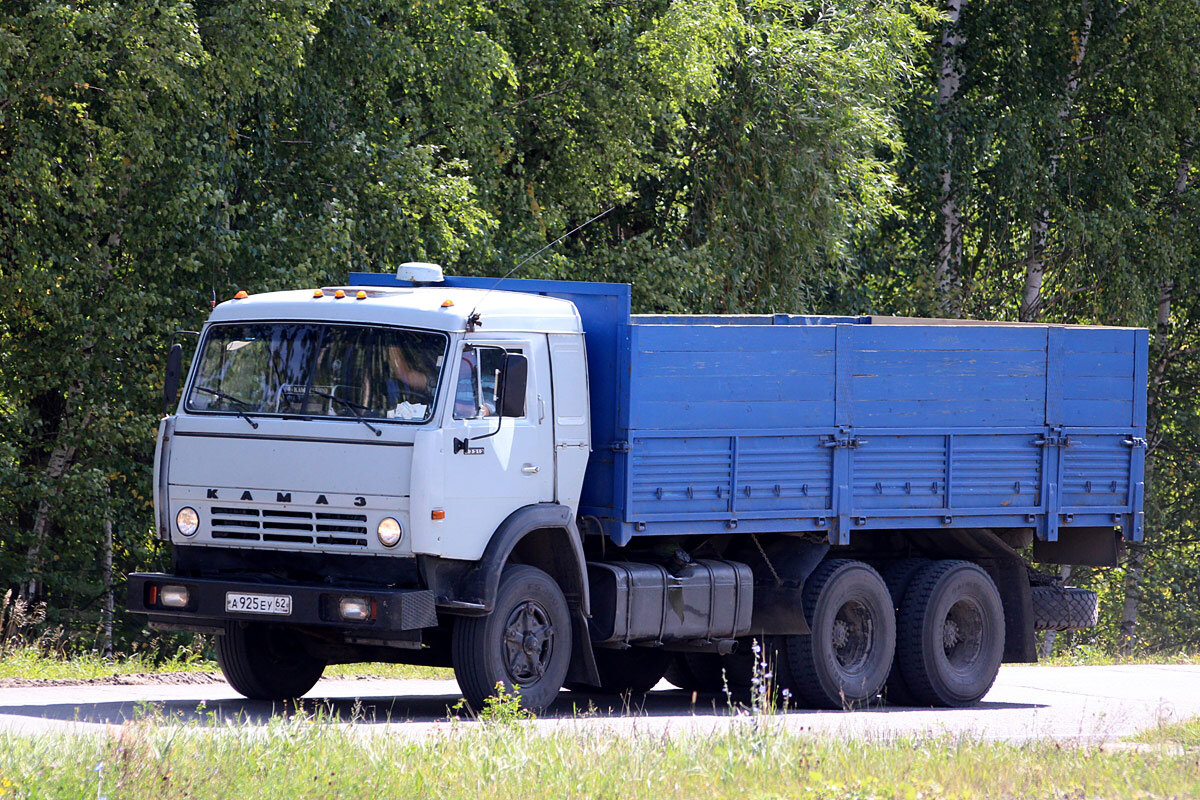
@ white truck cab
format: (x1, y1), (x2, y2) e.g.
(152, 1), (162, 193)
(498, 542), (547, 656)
(158, 272), (590, 564)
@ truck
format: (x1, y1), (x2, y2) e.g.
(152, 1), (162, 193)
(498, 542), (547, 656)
(129, 263), (1147, 713)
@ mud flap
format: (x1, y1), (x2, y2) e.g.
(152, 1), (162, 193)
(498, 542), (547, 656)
(565, 605), (601, 686)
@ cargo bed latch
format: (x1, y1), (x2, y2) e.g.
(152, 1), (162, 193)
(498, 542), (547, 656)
(822, 431), (864, 449)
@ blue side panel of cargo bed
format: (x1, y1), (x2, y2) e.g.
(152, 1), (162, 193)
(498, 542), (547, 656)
(606, 319), (1148, 547)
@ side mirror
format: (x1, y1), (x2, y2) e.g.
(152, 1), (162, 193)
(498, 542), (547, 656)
(164, 343), (183, 415)
(498, 353), (527, 418)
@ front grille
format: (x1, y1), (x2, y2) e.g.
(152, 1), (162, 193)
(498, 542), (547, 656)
(210, 506), (368, 547)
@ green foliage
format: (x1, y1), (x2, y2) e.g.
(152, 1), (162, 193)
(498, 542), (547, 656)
(1, 0), (1198, 657)
(453, 681), (534, 723)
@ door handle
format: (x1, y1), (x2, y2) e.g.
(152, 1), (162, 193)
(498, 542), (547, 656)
(521, 464), (540, 475)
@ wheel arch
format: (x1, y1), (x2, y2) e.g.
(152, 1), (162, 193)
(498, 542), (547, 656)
(420, 503), (590, 616)
(419, 502), (600, 687)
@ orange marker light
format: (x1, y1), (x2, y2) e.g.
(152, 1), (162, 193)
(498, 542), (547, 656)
(440, 299), (454, 308)
(334, 289), (346, 299)
(313, 289), (324, 298)
(356, 290), (367, 300)
(431, 509), (446, 520)
(233, 290), (248, 299)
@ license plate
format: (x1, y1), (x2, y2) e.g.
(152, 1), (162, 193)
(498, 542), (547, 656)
(225, 592), (292, 616)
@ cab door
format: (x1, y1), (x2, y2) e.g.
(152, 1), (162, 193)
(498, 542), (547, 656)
(435, 335), (555, 560)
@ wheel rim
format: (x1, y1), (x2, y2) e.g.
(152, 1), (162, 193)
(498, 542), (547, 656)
(941, 597), (985, 672)
(831, 598), (874, 675)
(502, 600), (555, 684)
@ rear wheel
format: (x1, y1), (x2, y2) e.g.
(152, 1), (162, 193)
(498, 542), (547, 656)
(590, 647), (671, 696)
(451, 565), (571, 715)
(785, 559), (896, 709)
(663, 650), (754, 693)
(895, 560), (1005, 707)
(216, 622), (325, 701)
(664, 655), (705, 691)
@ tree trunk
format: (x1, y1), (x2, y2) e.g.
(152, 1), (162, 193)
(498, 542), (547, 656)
(1020, 0), (1092, 322)
(934, 0), (967, 318)
(102, 512), (114, 660)
(20, 381), (88, 603)
(1119, 148), (1190, 654)
(20, 226), (123, 604)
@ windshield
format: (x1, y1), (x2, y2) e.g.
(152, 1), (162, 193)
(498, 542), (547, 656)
(185, 323), (447, 423)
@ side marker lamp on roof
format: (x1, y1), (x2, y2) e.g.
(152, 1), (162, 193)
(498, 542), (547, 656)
(233, 290), (248, 299)
(356, 291), (367, 300)
(334, 289), (346, 299)
(313, 289), (324, 298)
(441, 299), (454, 308)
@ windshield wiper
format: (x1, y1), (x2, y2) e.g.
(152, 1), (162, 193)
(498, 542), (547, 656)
(193, 385), (260, 429)
(304, 389), (382, 437)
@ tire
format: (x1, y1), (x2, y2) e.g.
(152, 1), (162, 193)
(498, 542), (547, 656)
(664, 655), (704, 691)
(216, 622), (325, 701)
(452, 564), (571, 715)
(895, 560), (1005, 708)
(590, 647), (671, 696)
(673, 653), (727, 692)
(880, 558), (931, 706)
(1032, 586), (1098, 631)
(785, 559), (896, 709)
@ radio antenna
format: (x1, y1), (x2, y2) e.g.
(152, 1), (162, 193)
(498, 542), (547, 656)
(466, 206), (614, 329)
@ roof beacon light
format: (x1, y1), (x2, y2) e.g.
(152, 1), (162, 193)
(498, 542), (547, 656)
(233, 290), (248, 299)
(356, 290), (367, 300)
(397, 262), (444, 284)
(334, 289), (346, 299)
(313, 289), (324, 298)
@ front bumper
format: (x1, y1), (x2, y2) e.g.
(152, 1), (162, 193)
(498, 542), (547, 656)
(127, 572), (438, 637)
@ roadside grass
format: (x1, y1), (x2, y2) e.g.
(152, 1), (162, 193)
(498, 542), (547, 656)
(0, 647), (212, 681)
(0, 714), (1197, 800)
(1131, 716), (1200, 749)
(1038, 645), (1200, 667)
(0, 646), (452, 682)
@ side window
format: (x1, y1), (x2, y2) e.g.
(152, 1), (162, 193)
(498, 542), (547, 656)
(454, 345), (520, 419)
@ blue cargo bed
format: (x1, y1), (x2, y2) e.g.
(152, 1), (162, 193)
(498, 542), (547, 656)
(352, 272), (1147, 548)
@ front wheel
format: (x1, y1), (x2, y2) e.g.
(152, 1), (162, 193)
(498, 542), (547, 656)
(452, 564), (571, 715)
(216, 622), (325, 701)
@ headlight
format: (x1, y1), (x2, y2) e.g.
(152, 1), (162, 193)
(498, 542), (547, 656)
(377, 517), (402, 547)
(175, 507), (199, 537)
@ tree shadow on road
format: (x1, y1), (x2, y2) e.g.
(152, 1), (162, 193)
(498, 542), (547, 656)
(0, 686), (1044, 728)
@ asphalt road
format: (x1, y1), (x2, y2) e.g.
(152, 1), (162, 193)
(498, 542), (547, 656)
(1, 664), (1197, 742)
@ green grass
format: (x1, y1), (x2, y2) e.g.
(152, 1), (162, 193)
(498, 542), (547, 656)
(0, 716), (1197, 800)
(1131, 717), (1200, 749)
(324, 663), (453, 680)
(0, 647), (452, 682)
(0, 647), (213, 681)
(1038, 646), (1200, 667)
